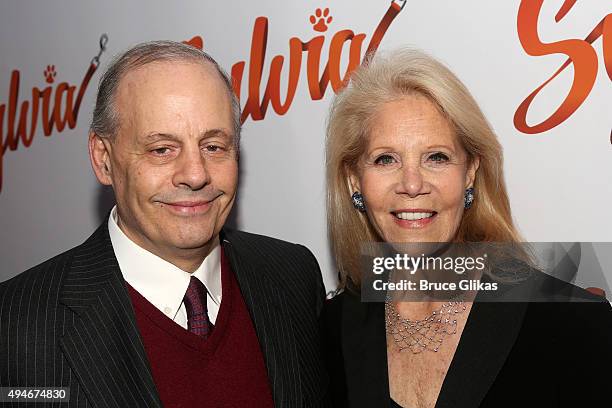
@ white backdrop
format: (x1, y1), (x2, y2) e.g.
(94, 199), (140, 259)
(1, 1), (611, 290)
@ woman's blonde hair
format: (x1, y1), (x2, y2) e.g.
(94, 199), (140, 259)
(326, 48), (522, 287)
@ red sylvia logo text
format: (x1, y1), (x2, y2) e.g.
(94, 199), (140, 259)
(515, 0), (611, 136)
(0, 3), (405, 193)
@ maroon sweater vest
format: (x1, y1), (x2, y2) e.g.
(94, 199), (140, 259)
(127, 250), (274, 408)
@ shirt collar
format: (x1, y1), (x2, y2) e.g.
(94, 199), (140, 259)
(108, 206), (222, 317)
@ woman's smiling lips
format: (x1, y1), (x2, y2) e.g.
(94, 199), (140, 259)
(391, 209), (437, 228)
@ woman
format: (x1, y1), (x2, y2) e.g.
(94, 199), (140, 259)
(322, 48), (612, 408)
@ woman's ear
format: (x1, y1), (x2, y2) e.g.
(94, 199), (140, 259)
(465, 155), (480, 188)
(88, 132), (113, 186)
(347, 167), (362, 194)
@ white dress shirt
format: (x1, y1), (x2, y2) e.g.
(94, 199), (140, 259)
(108, 206), (222, 326)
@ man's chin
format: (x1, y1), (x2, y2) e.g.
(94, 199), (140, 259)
(154, 218), (224, 252)
(168, 232), (219, 251)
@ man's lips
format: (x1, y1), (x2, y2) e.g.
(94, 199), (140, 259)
(167, 201), (211, 207)
(160, 198), (218, 215)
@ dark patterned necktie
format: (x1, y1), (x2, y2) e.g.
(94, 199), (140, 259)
(183, 276), (213, 339)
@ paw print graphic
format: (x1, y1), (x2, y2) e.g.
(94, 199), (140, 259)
(310, 8), (332, 32)
(183, 36), (203, 50)
(44, 65), (57, 84)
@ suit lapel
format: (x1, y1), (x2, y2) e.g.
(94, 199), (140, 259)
(222, 234), (302, 408)
(435, 297), (529, 408)
(58, 223), (162, 408)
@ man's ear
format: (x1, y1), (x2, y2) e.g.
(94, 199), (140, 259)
(465, 155), (480, 189)
(89, 132), (113, 186)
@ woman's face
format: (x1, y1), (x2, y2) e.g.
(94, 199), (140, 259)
(350, 95), (479, 244)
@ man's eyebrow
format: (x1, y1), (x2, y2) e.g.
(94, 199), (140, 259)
(202, 128), (234, 139)
(141, 129), (235, 144)
(142, 133), (182, 144)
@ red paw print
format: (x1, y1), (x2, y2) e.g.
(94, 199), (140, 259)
(310, 8), (332, 32)
(44, 65), (57, 84)
(183, 36), (204, 50)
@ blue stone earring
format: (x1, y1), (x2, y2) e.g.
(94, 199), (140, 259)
(351, 192), (366, 212)
(464, 187), (475, 209)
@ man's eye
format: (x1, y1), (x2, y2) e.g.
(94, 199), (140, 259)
(151, 147), (171, 155)
(428, 152), (450, 162)
(374, 154), (396, 165)
(204, 144), (224, 153)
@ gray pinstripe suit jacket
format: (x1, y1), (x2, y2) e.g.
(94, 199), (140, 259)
(0, 221), (330, 407)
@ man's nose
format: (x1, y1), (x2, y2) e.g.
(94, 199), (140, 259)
(172, 146), (210, 190)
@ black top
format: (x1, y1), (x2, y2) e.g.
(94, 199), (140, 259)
(321, 272), (612, 408)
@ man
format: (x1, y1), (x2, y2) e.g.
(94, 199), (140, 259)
(0, 41), (329, 407)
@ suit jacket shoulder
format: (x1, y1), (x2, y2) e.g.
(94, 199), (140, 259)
(1, 245), (75, 300)
(222, 228), (326, 312)
(222, 228), (320, 268)
(0, 224), (163, 407)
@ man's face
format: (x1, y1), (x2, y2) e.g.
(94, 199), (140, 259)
(99, 61), (238, 264)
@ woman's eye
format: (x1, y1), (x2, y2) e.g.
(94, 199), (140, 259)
(374, 154), (396, 165)
(428, 152), (450, 162)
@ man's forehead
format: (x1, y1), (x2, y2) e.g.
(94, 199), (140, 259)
(113, 59), (232, 115)
(118, 59), (222, 90)
(111, 59), (234, 138)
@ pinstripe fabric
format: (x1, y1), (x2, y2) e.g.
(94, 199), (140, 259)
(1, 222), (330, 407)
(222, 229), (330, 408)
(1, 224), (161, 408)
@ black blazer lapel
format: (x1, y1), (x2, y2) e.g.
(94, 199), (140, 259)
(338, 289), (528, 408)
(340, 294), (390, 408)
(58, 223), (162, 408)
(222, 234), (302, 408)
(435, 299), (529, 408)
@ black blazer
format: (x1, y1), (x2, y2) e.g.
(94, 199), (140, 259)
(321, 275), (612, 408)
(0, 221), (330, 407)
